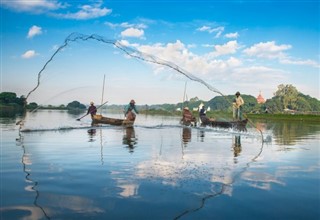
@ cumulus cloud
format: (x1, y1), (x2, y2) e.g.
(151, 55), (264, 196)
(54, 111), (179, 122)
(122, 40), (242, 80)
(22, 50), (38, 59)
(121, 28), (144, 38)
(243, 41), (291, 59)
(114, 38), (315, 99)
(208, 40), (240, 57)
(243, 41), (319, 67)
(53, 3), (111, 20)
(1, 1), (111, 20)
(27, 25), (42, 38)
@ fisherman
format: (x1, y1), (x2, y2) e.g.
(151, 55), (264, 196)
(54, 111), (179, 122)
(87, 101), (97, 117)
(233, 91), (244, 120)
(124, 99), (139, 121)
(181, 107), (196, 126)
(199, 105), (210, 125)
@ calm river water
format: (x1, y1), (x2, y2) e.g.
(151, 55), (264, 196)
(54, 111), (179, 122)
(1, 110), (319, 220)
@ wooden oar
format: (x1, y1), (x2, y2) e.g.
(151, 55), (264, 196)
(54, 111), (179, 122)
(76, 100), (108, 121)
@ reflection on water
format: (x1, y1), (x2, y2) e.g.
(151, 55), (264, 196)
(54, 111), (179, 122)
(233, 135), (242, 159)
(15, 138), (51, 219)
(1, 111), (320, 220)
(122, 127), (137, 153)
(198, 130), (205, 142)
(182, 127), (191, 145)
(87, 128), (96, 142)
(255, 120), (320, 145)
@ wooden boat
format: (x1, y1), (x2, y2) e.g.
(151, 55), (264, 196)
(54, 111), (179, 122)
(202, 118), (248, 131)
(92, 114), (134, 127)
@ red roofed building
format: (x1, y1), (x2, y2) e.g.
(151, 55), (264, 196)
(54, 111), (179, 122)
(257, 91), (266, 104)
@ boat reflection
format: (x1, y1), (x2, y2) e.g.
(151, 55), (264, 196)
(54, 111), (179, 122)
(87, 128), (97, 142)
(197, 129), (205, 142)
(122, 127), (137, 153)
(182, 127), (191, 145)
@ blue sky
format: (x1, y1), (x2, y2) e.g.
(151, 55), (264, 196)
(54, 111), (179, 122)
(1, 0), (319, 105)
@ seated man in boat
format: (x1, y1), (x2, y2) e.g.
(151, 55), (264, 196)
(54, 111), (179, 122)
(181, 107), (197, 126)
(233, 91), (244, 121)
(124, 99), (139, 121)
(87, 101), (97, 117)
(199, 105), (215, 126)
(199, 105), (210, 125)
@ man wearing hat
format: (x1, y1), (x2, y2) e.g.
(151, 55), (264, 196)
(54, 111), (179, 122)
(124, 99), (139, 121)
(181, 107), (197, 126)
(233, 92), (244, 121)
(87, 101), (97, 117)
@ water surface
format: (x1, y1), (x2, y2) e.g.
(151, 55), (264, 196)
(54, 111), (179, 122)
(1, 110), (319, 219)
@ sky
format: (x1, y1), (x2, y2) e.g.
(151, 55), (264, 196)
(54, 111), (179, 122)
(1, 0), (319, 105)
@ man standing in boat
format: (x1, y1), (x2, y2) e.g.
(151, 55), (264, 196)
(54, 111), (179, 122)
(87, 101), (97, 117)
(124, 99), (139, 121)
(233, 91), (244, 121)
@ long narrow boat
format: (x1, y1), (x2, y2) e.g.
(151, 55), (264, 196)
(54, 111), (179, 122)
(181, 117), (248, 131)
(92, 114), (134, 127)
(204, 119), (248, 131)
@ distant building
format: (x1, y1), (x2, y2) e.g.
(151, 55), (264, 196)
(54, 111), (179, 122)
(256, 91), (266, 104)
(198, 102), (204, 111)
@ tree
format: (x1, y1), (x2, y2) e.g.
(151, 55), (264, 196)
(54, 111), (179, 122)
(274, 84), (299, 110)
(27, 102), (38, 110)
(0, 92), (18, 104)
(67, 101), (86, 109)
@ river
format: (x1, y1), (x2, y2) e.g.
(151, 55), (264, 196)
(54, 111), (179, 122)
(1, 110), (319, 220)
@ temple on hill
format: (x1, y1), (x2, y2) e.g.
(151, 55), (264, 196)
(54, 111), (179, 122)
(257, 91), (266, 104)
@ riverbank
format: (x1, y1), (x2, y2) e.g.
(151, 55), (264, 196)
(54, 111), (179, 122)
(245, 113), (320, 122)
(140, 109), (320, 122)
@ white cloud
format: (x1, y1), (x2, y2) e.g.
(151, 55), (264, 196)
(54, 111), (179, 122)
(111, 39), (318, 99)
(208, 40), (239, 57)
(187, 44), (197, 48)
(22, 50), (38, 59)
(197, 26), (211, 32)
(197, 25), (225, 38)
(225, 32), (239, 39)
(121, 28), (144, 38)
(243, 41), (291, 59)
(105, 22), (147, 29)
(27, 25), (42, 38)
(1, 0), (65, 13)
(243, 41), (319, 68)
(53, 4), (111, 20)
(124, 40), (242, 80)
(1, 1), (111, 20)
(280, 58), (320, 68)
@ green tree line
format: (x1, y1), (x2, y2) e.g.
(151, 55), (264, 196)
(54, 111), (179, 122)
(1, 84), (319, 115)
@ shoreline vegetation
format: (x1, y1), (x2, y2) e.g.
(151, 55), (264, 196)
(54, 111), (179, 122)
(1, 106), (319, 122)
(1, 84), (320, 122)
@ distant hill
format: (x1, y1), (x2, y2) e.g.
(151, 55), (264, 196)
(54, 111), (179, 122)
(141, 91), (320, 114)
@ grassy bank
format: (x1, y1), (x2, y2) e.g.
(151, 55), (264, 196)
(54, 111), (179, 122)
(245, 113), (320, 122)
(140, 109), (320, 122)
